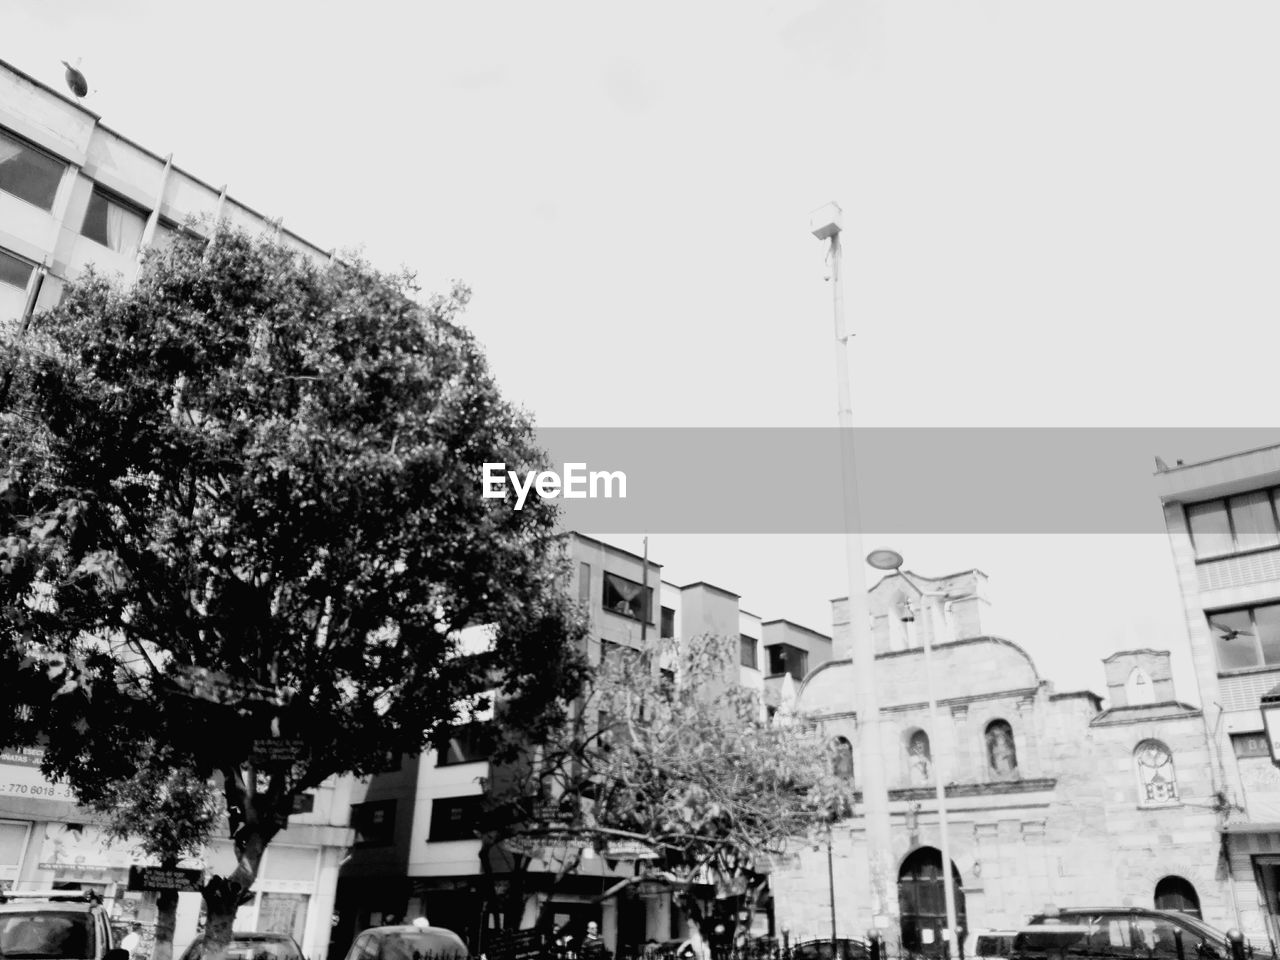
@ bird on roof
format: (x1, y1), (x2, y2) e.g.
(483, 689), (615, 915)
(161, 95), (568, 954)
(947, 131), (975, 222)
(62, 59), (88, 98)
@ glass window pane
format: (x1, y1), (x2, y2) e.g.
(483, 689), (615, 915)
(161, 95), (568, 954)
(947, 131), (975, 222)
(0, 822), (26, 866)
(1209, 610), (1260, 670)
(80, 189), (145, 257)
(1188, 501), (1233, 559)
(0, 130), (64, 210)
(0, 249), (32, 289)
(1255, 604), (1280, 665)
(1229, 491), (1280, 551)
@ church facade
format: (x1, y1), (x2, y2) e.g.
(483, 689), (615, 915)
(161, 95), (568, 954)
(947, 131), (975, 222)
(770, 568), (1236, 954)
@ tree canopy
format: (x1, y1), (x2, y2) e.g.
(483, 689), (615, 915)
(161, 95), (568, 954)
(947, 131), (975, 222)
(0, 228), (587, 940)
(483, 634), (852, 943)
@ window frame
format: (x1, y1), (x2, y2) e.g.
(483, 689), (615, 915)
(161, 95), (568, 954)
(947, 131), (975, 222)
(350, 799), (397, 847)
(427, 795), (485, 843)
(601, 572), (654, 625)
(1134, 739), (1180, 807)
(0, 247), (35, 291)
(0, 127), (67, 212)
(1206, 601), (1280, 673)
(79, 184), (149, 256)
(739, 634), (759, 670)
(1185, 488), (1280, 562)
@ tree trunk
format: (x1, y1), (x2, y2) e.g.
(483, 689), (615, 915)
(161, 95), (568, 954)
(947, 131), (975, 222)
(200, 828), (272, 960)
(151, 878), (180, 960)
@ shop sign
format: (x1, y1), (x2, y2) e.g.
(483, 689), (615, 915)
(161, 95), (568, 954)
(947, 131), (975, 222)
(128, 866), (204, 892)
(0, 748), (76, 803)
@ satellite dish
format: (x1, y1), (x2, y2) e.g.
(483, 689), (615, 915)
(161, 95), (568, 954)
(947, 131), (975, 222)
(61, 60), (88, 98)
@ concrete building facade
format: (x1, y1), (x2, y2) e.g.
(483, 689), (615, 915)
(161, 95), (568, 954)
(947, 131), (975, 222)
(0, 57), (329, 334)
(1156, 444), (1280, 948)
(771, 568), (1230, 955)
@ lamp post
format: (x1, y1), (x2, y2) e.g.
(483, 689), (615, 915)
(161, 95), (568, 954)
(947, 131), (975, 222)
(1260, 685), (1280, 767)
(867, 548), (959, 960)
(811, 202), (896, 933)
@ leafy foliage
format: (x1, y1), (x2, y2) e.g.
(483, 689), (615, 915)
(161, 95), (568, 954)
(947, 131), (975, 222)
(0, 227), (587, 938)
(487, 634), (852, 936)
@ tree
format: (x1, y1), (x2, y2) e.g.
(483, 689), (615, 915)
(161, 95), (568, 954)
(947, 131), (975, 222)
(92, 745), (222, 960)
(484, 634), (852, 949)
(0, 228), (588, 956)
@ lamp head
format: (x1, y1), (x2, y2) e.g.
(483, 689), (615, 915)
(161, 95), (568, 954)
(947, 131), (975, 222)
(867, 548), (904, 571)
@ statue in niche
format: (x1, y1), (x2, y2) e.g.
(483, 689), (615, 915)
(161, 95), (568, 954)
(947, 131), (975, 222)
(986, 720), (1018, 779)
(832, 737), (854, 781)
(908, 730), (931, 785)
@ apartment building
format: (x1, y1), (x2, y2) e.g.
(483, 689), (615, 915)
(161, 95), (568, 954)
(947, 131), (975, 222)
(0, 56), (351, 960)
(0, 57), (328, 333)
(332, 533), (835, 960)
(1156, 443), (1280, 947)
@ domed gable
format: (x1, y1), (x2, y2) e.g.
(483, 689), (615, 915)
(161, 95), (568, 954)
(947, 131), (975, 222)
(797, 636), (1042, 717)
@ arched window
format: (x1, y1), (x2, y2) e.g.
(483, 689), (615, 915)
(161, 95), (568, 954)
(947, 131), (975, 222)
(1154, 875), (1202, 919)
(832, 736), (854, 781)
(1126, 667), (1156, 706)
(908, 730), (931, 785)
(1135, 740), (1179, 805)
(985, 720), (1018, 779)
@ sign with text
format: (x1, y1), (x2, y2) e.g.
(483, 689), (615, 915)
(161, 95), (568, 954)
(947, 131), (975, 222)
(0, 747), (76, 803)
(488, 928), (545, 960)
(251, 739), (308, 766)
(128, 866), (204, 892)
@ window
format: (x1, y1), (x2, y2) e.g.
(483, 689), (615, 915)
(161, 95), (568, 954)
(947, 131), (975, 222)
(0, 249), (34, 323)
(1187, 489), (1280, 560)
(290, 792), (315, 814)
(765, 643), (807, 681)
(1135, 740), (1178, 805)
(579, 563), (591, 607)
(0, 129), (65, 211)
(660, 606), (675, 639)
(602, 572), (653, 622)
(740, 635), (758, 670)
(1154, 875), (1203, 920)
(257, 892), (310, 942)
(1232, 733), (1270, 758)
(428, 795), (484, 842)
(435, 722), (495, 766)
(350, 800), (396, 846)
(831, 736), (854, 781)
(1207, 603), (1280, 671)
(81, 187), (146, 257)
(600, 639), (641, 673)
(985, 719), (1018, 779)
(0, 249), (33, 290)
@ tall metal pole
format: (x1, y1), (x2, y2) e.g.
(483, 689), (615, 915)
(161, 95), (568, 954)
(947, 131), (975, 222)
(919, 597), (959, 958)
(814, 204), (896, 938)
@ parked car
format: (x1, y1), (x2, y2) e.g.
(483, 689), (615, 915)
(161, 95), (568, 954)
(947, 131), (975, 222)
(0, 890), (127, 960)
(966, 930), (1018, 960)
(1015, 907), (1268, 959)
(341, 924), (468, 960)
(790, 938), (870, 960)
(177, 931), (305, 960)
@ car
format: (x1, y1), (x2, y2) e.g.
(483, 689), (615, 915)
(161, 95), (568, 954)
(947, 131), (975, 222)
(966, 930), (1018, 960)
(342, 923), (468, 960)
(0, 890), (128, 960)
(177, 931), (306, 960)
(790, 938), (870, 960)
(1014, 907), (1268, 960)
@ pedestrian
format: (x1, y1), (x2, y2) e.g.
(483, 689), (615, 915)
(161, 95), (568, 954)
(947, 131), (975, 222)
(580, 922), (607, 960)
(120, 925), (142, 956)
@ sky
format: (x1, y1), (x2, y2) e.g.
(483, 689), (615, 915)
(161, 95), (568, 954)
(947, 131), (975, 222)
(8, 1), (1280, 703)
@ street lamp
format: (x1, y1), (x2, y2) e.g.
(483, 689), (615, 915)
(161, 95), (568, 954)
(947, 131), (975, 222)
(811, 203), (896, 934)
(867, 548), (959, 960)
(1260, 685), (1280, 767)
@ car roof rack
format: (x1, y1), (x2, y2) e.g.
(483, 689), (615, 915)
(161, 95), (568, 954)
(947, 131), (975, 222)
(0, 890), (103, 905)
